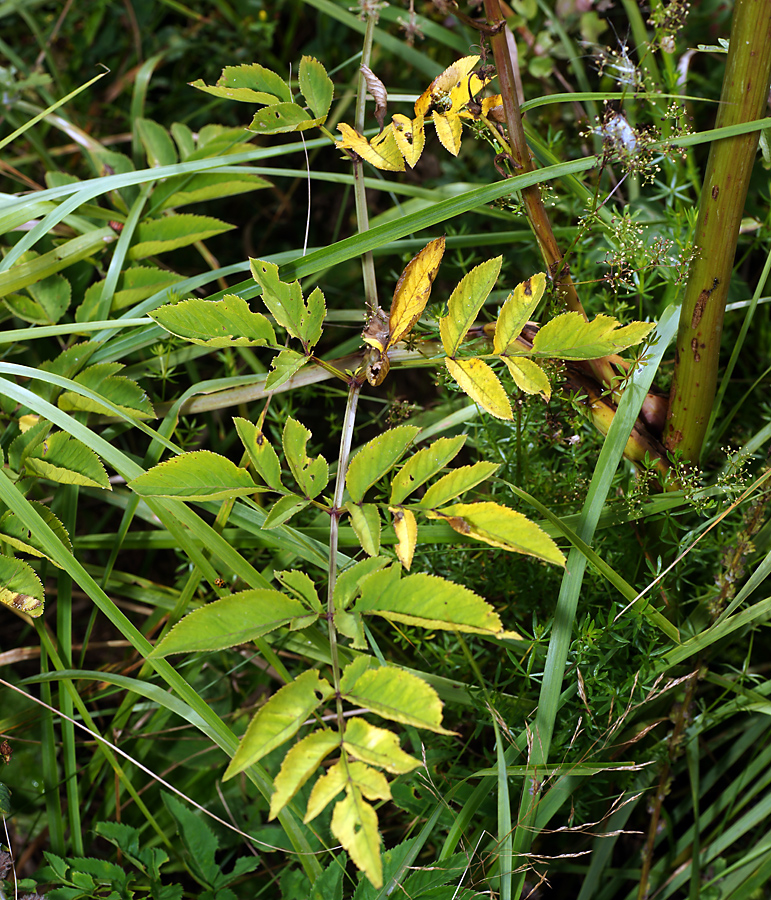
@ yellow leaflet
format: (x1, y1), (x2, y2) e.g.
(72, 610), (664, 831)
(390, 507), (418, 570)
(415, 56), (480, 117)
(388, 236), (445, 348)
(445, 357), (512, 420)
(502, 357), (551, 399)
(336, 122), (405, 172)
(448, 71), (488, 113)
(433, 111), (463, 156)
(494, 272), (548, 355)
(391, 113), (425, 168)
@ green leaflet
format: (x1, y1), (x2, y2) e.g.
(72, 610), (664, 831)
(333, 557), (392, 611)
(389, 434), (466, 505)
(418, 461), (499, 509)
(190, 63), (292, 104)
(531, 311), (655, 359)
(354, 569), (517, 638)
(265, 348), (308, 391)
(0, 502), (72, 567)
(78, 267), (185, 319)
(234, 416), (283, 491)
(5, 270), (70, 325)
(269, 729), (340, 820)
(128, 450), (258, 501)
(224, 670), (334, 779)
(158, 172), (271, 211)
(249, 259), (326, 351)
(24, 431), (111, 490)
(128, 214), (234, 260)
(342, 717), (421, 774)
(262, 495), (310, 529)
(283, 417), (328, 499)
(339, 661), (454, 734)
(149, 590), (317, 656)
(150, 294), (277, 348)
(298, 56), (334, 119)
(346, 425), (420, 504)
(58, 363), (155, 420)
(439, 256), (502, 356)
(345, 502), (381, 556)
(274, 569), (322, 612)
(136, 117), (178, 167)
(0, 554), (44, 617)
(428, 501), (566, 565)
(249, 103), (325, 134)
(493, 272), (547, 354)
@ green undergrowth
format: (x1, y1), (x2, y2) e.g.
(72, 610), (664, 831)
(1, 0), (771, 898)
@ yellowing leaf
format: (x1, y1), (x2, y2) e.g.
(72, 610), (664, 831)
(355, 569), (520, 638)
(445, 358), (512, 420)
(502, 357), (551, 399)
(345, 502), (381, 557)
(269, 729), (339, 820)
(440, 257), (502, 356)
(340, 664), (455, 734)
(306, 760), (390, 825)
(336, 123), (405, 172)
(391, 113), (425, 168)
(531, 312), (655, 359)
(415, 56), (480, 117)
(433, 110), (463, 156)
(389, 434), (466, 505)
(418, 461), (499, 509)
(388, 237), (445, 348)
(494, 273), (548, 355)
(343, 717), (421, 774)
(332, 788), (383, 887)
(0, 555), (44, 618)
(390, 507), (417, 570)
(224, 670), (334, 779)
(429, 501), (566, 565)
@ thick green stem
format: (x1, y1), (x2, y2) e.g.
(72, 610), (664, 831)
(665, 0), (771, 463)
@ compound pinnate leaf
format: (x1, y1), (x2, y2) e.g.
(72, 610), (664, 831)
(345, 502), (381, 557)
(190, 63), (291, 104)
(493, 272), (547, 355)
(390, 507), (417, 570)
(418, 461), (499, 509)
(224, 670), (334, 779)
(531, 312), (655, 359)
(340, 664), (454, 735)
(249, 259), (325, 351)
(333, 790), (383, 888)
(355, 569), (517, 638)
(0, 555), (44, 617)
(389, 435), (466, 505)
(429, 501), (566, 565)
(389, 237), (445, 348)
(283, 417), (328, 499)
(269, 730), (339, 820)
(343, 718), (421, 774)
(346, 425), (419, 504)
(502, 357), (551, 398)
(25, 431), (111, 490)
(149, 590), (315, 657)
(129, 451), (257, 501)
(233, 417), (283, 491)
(336, 123), (405, 172)
(299, 56), (333, 119)
(150, 294), (277, 348)
(445, 357), (513, 420)
(440, 256), (502, 356)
